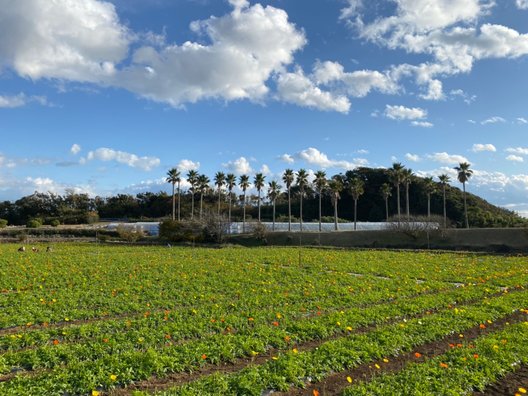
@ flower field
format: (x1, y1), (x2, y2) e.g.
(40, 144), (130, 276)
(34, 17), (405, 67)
(0, 244), (527, 395)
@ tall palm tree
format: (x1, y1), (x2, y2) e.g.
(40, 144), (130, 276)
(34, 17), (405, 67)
(328, 177), (343, 231)
(296, 169), (309, 232)
(380, 183), (392, 222)
(239, 175), (250, 233)
(389, 163), (405, 224)
(226, 173), (237, 226)
(214, 171), (226, 216)
(314, 170), (327, 232)
(438, 174), (451, 229)
(197, 174), (210, 220)
(166, 168), (181, 221)
(253, 173), (266, 222)
(423, 177), (436, 220)
(402, 168), (414, 221)
(454, 162), (473, 229)
(349, 177), (365, 231)
(268, 181), (281, 231)
(282, 169), (295, 231)
(186, 170), (199, 220)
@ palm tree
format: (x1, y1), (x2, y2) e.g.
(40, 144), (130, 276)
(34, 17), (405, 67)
(166, 168), (181, 221)
(328, 177), (343, 231)
(253, 173), (266, 222)
(454, 162), (473, 228)
(268, 181), (281, 231)
(380, 183), (392, 222)
(389, 163), (405, 224)
(214, 171), (226, 216)
(282, 169), (295, 231)
(314, 170), (327, 232)
(226, 173), (237, 227)
(349, 177), (365, 231)
(423, 177), (436, 220)
(438, 174), (451, 229)
(239, 175), (250, 233)
(186, 170), (199, 220)
(402, 168), (414, 221)
(197, 174), (210, 220)
(296, 169), (309, 232)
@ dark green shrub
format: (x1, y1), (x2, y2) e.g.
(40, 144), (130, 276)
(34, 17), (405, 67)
(50, 219), (60, 227)
(26, 219), (42, 229)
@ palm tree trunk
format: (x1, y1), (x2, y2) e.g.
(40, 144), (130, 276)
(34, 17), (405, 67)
(442, 186), (447, 229)
(299, 193), (303, 232)
(272, 200), (276, 231)
(354, 199), (357, 231)
(385, 197), (389, 222)
(288, 188), (291, 232)
(463, 182), (469, 229)
(427, 194), (431, 219)
(217, 188), (221, 216)
(227, 191), (231, 224)
(258, 190), (261, 222)
(191, 193), (195, 220)
(177, 182), (181, 222)
(334, 196), (338, 231)
(396, 184), (401, 224)
(242, 193), (246, 233)
(318, 192), (322, 232)
(406, 184), (410, 221)
(171, 183), (175, 221)
(200, 193), (203, 219)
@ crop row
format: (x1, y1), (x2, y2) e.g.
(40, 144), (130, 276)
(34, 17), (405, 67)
(2, 245), (527, 330)
(140, 291), (526, 396)
(342, 320), (528, 395)
(1, 284), (523, 395)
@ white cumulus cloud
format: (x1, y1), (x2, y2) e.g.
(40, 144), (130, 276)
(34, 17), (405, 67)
(472, 143), (496, 152)
(411, 121), (434, 128)
(481, 116), (506, 125)
(516, 0), (528, 9)
(279, 154), (295, 164)
(385, 105), (427, 120)
(85, 147), (160, 171)
(427, 152), (469, 164)
(223, 157), (253, 175)
(70, 144), (82, 155)
(506, 155), (524, 162)
(506, 147), (528, 155)
(177, 159), (200, 172)
(405, 153), (421, 162)
(0, 0), (130, 82)
(275, 69), (351, 113)
(296, 147), (368, 170)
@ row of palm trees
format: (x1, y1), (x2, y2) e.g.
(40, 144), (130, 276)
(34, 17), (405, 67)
(166, 162), (474, 232)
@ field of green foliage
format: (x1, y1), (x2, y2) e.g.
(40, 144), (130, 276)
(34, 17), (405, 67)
(0, 244), (527, 395)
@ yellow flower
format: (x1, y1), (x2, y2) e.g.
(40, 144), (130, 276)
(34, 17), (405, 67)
(383, 358), (389, 363)
(292, 348), (298, 354)
(375, 364), (381, 369)
(110, 374), (117, 381)
(346, 376), (353, 383)
(518, 388), (527, 394)
(92, 391), (100, 396)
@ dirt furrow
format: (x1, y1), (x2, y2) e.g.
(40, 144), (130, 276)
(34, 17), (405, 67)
(279, 310), (528, 396)
(473, 364), (528, 396)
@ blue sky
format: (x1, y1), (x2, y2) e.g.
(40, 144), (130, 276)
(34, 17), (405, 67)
(0, 0), (528, 215)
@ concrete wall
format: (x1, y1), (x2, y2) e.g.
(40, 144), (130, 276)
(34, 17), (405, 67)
(231, 228), (528, 253)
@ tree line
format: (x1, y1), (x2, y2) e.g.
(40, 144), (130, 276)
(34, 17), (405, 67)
(0, 163), (524, 229)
